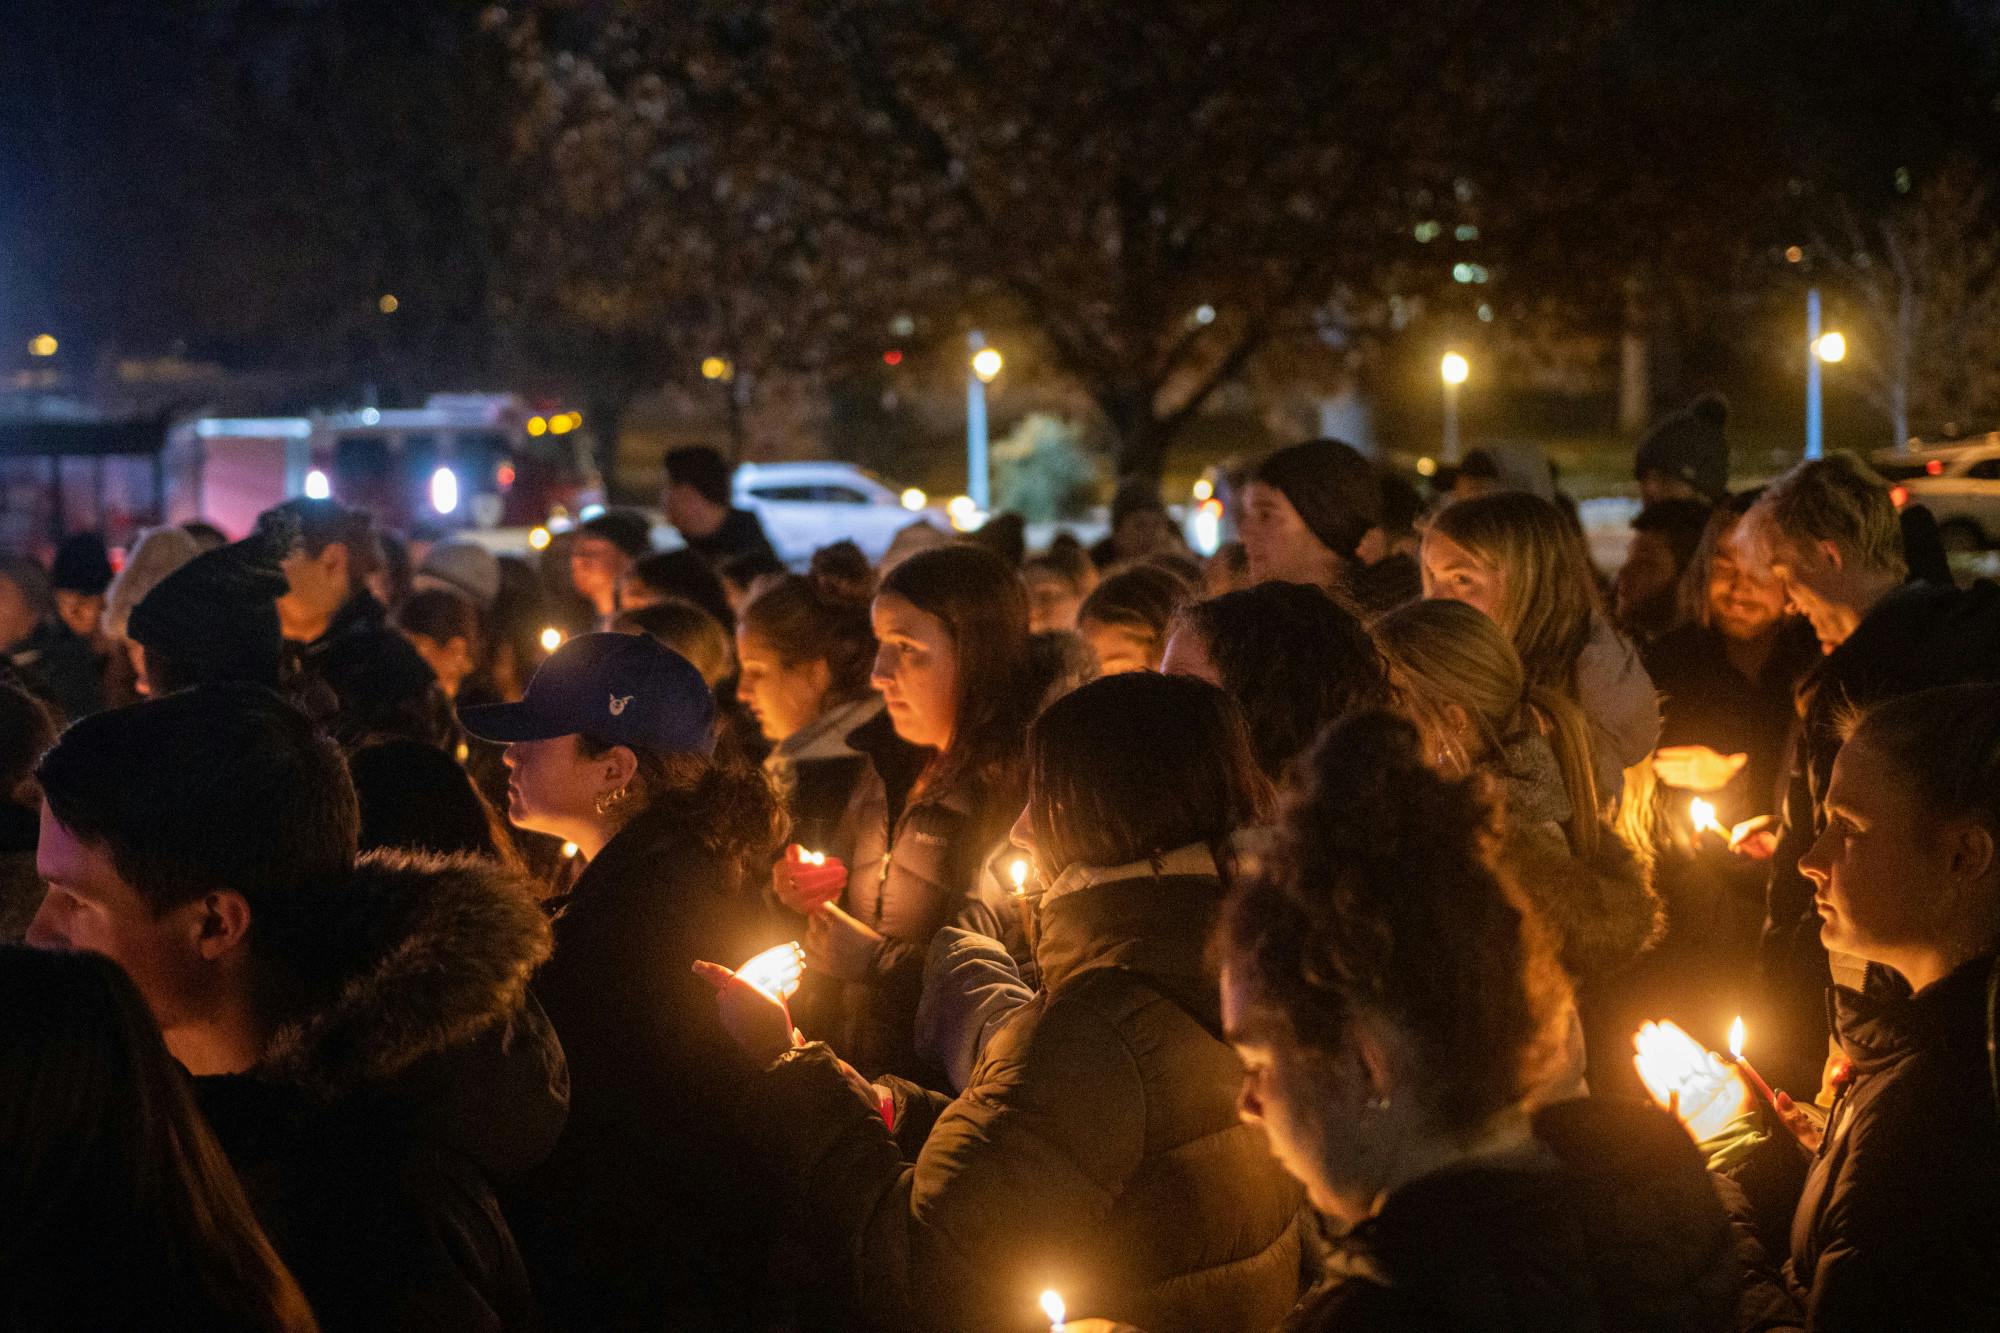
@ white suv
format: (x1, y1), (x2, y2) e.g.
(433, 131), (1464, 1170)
(1873, 437), (2000, 551)
(733, 462), (944, 564)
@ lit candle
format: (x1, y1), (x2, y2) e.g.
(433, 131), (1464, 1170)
(1040, 1289), (1066, 1332)
(735, 941), (806, 1004)
(801, 849), (827, 867)
(1728, 1015), (1780, 1110)
(1689, 797), (1725, 839)
(1631, 1018), (1748, 1141)
(539, 626), (564, 653)
(1009, 857), (1030, 896)
(561, 841), (579, 860)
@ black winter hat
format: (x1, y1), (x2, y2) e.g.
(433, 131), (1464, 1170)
(1249, 439), (1384, 561)
(1634, 393), (1730, 503)
(51, 533), (114, 596)
(580, 508), (654, 560)
(127, 528), (289, 690)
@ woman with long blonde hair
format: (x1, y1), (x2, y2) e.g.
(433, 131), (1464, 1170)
(1422, 491), (1659, 799)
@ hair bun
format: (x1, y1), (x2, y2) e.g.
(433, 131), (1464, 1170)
(807, 541), (875, 608)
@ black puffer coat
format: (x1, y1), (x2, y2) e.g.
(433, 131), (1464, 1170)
(817, 708), (1009, 1080)
(1718, 954), (2000, 1331)
(503, 802), (794, 1331)
(196, 850), (563, 1332)
(749, 862), (1313, 1332)
(1284, 1098), (1739, 1332)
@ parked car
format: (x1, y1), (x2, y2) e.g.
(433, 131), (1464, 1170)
(1873, 436), (2000, 550)
(732, 461), (945, 564)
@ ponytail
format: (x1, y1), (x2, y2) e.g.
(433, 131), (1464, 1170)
(1524, 685), (1601, 860)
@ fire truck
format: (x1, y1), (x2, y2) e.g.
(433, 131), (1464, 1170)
(163, 393), (602, 539)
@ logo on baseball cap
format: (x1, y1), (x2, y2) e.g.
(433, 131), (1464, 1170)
(459, 632), (715, 754)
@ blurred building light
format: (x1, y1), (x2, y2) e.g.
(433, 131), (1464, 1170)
(360, 407), (381, 426)
(526, 415), (548, 437)
(528, 525), (552, 551)
(540, 626), (564, 653)
(378, 293), (400, 314)
(1452, 263), (1475, 284)
(900, 487), (928, 511)
(496, 463), (517, 489)
(1455, 224), (1480, 242)
(1413, 220), (1442, 243)
(549, 413), (576, 435)
(26, 334), (57, 357)
(1416, 456), (1438, 477)
(946, 495), (982, 531)
(431, 467), (460, 515)
(1785, 245), (1804, 264)
(1193, 304), (1217, 325)
(579, 503), (605, 522)
(1477, 303), (1495, 322)
(701, 356), (733, 381)
(1192, 478), (1214, 502)
(304, 469), (331, 500)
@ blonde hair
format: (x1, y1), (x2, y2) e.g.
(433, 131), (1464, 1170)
(1741, 453), (1907, 579)
(1426, 491), (1602, 700)
(1376, 598), (1600, 858)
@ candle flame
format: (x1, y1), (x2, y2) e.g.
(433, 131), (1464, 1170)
(561, 841), (579, 860)
(539, 626), (564, 653)
(1689, 797), (1724, 836)
(1728, 1015), (1746, 1061)
(801, 849), (826, 867)
(1039, 1289), (1066, 1328)
(737, 941), (806, 1003)
(1009, 857), (1030, 894)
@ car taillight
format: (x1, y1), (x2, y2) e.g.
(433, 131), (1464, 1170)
(1927, 458), (1944, 475)
(1890, 485), (1909, 508)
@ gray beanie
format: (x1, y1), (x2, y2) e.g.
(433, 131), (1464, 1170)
(415, 539), (501, 610)
(104, 527), (203, 640)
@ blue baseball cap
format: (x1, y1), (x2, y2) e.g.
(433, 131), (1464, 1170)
(459, 632), (716, 754)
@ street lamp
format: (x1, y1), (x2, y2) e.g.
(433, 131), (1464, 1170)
(1439, 352), (1469, 463)
(966, 333), (1002, 511)
(1804, 288), (1846, 460)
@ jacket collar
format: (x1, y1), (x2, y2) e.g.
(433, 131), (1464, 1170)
(768, 695), (883, 772)
(254, 849), (552, 1100)
(1832, 950), (1996, 1078)
(1034, 844), (1226, 1019)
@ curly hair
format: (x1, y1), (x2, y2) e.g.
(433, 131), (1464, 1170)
(577, 737), (787, 892)
(1218, 711), (1568, 1140)
(1168, 581), (1390, 780)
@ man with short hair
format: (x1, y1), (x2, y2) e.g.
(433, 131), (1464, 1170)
(1742, 453), (2000, 1086)
(570, 507), (653, 627)
(27, 684), (563, 1329)
(660, 444), (777, 566)
(0, 553), (102, 720)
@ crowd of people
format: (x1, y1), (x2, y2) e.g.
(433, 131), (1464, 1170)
(1, 410), (1998, 1331)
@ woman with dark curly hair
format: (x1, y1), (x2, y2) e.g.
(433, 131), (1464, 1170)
(1217, 711), (1736, 1331)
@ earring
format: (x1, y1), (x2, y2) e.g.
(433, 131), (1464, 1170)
(594, 786), (628, 816)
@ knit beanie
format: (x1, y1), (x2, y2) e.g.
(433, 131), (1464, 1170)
(127, 525), (290, 690)
(103, 527), (202, 640)
(51, 534), (114, 596)
(1250, 439), (1384, 561)
(1634, 393), (1730, 503)
(415, 538), (501, 610)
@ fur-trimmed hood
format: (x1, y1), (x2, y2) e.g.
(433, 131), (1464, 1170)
(258, 849), (554, 1102)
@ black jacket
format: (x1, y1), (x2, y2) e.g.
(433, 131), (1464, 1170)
(8, 617), (103, 721)
(1719, 955), (2000, 1332)
(1762, 581), (2000, 1084)
(196, 851), (563, 1332)
(504, 802), (794, 1330)
(685, 506), (779, 566)
(1285, 1098), (1739, 1332)
(748, 864), (1312, 1332)
(813, 708), (1003, 1080)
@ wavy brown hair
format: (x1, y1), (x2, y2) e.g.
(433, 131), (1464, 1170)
(1218, 712), (1568, 1140)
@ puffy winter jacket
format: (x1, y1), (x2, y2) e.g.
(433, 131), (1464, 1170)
(1575, 611), (1660, 801)
(749, 860), (1313, 1332)
(817, 708), (1012, 1079)
(1718, 954), (2000, 1331)
(196, 851), (563, 1332)
(1284, 1098), (1739, 1332)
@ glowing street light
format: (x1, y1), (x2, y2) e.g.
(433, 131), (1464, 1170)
(26, 334), (57, 358)
(1813, 331), (1847, 363)
(540, 626), (564, 653)
(966, 332), (1002, 510)
(303, 469), (331, 501)
(701, 356), (733, 381)
(378, 293), (400, 314)
(430, 466), (460, 516)
(1440, 351), (1469, 463)
(1804, 289), (1847, 459)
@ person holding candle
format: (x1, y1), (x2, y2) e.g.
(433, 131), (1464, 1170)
(459, 633), (793, 1329)
(697, 672), (1313, 1332)
(1217, 711), (1737, 1332)
(768, 543), (1040, 1081)
(1659, 684), (2000, 1331)
(1422, 489), (1660, 803)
